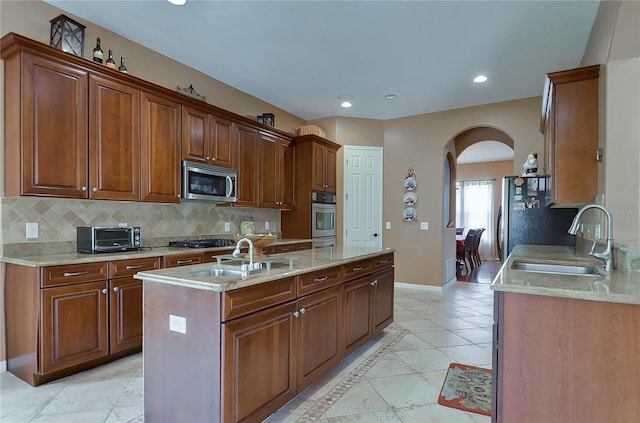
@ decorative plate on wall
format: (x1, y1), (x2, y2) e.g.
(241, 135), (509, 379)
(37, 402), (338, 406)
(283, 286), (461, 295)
(402, 207), (417, 222)
(403, 192), (417, 205)
(403, 176), (417, 191)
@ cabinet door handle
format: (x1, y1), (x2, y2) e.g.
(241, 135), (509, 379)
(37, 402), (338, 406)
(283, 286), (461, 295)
(102, 288), (108, 294)
(370, 280), (378, 287)
(352, 266), (363, 272)
(313, 275), (328, 283)
(113, 286), (119, 292)
(81, 186), (87, 192)
(63, 271), (89, 277)
(176, 259), (193, 264)
(379, 259), (389, 264)
(293, 311), (300, 318)
(206, 156), (210, 160)
(125, 265), (145, 270)
(92, 187), (98, 193)
(300, 307), (306, 315)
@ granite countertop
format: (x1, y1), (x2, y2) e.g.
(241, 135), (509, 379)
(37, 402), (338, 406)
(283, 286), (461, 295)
(0, 238), (312, 267)
(491, 245), (640, 305)
(134, 246), (394, 292)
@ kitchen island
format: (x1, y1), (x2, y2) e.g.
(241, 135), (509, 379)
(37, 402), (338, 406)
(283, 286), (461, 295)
(491, 245), (640, 423)
(134, 246), (395, 423)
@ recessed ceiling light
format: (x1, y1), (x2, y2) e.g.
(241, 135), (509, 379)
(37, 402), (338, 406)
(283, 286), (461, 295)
(168, 0), (187, 5)
(385, 94), (397, 100)
(473, 75), (488, 83)
(337, 94), (353, 108)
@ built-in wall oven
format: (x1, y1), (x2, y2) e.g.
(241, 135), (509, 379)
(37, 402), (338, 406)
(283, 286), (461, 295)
(311, 191), (337, 251)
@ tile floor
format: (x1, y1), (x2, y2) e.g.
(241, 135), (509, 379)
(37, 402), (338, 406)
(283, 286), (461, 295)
(1, 281), (495, 423)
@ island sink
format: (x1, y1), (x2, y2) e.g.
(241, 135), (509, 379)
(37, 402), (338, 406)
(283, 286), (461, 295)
(511, 261), (602, 276)
(190, 268), (246, 277)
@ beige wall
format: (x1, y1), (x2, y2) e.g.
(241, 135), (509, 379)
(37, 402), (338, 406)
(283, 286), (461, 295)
(382, 98), (543, 286)
(582, 0), (640, 245)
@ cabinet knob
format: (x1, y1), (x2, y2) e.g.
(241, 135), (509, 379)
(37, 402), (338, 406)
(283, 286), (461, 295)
(293, 311), (300, 318)
(300, 307), (306, 315)
(206, 156), (210, 160)
(370, 280), (378, 287)
(113, 286), (119, 292)
(211, 157), (216, 161)
(81, 186), (87, 192)
(92, 187), (98, 193)
(102, 288), (108, 294)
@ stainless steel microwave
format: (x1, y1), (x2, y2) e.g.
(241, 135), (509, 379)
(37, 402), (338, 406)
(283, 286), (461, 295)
(181, 161), (237, 203)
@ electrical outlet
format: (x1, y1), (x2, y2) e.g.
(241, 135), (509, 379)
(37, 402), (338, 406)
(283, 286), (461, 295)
(385, 221), (391, 230)
(118, 222), (128, 228)
(264, 221), (270, 230)
(169, 314), (187, 334)
(26, 222), (39, 239)
(420, 222), (429, 230)
(224, 221), (231, 232)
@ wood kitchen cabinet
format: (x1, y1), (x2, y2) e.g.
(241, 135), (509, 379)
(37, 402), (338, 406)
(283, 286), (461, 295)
(141, 91), (182, 203)
(182, 105), (235, 168)
(234, 124), (261, 207)
(5, 257), (158, 386)
(2, 44), (140, 201)
(281, 135), (340, 239)
(494, 291), (640, 423)
(164, 252), (204, 268)
(89, 73), (141, 200)
(258, 133), (295, 209)
(541, 65), (600, 205)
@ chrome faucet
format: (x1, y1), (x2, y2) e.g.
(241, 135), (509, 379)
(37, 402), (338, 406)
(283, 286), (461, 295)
(233, 238), (261, 274)
(568, 204), (614, 270)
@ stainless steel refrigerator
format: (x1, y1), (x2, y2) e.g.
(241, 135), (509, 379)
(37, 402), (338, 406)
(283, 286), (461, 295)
(497, 176), (578, 262)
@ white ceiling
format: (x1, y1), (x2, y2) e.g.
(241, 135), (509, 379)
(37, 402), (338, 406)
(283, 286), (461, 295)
(44, 0), (599, 163)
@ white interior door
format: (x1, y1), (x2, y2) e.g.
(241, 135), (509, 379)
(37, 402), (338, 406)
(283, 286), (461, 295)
(344, 146), (383, 248)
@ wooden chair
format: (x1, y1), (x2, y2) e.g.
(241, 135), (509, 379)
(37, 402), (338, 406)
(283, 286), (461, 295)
(471, 228), (486, 268)
(456, 229), (478, 274)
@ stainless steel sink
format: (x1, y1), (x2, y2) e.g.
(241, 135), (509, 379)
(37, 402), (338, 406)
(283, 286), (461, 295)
(190, 268), (244, 277)
(511, 261), (601, 276)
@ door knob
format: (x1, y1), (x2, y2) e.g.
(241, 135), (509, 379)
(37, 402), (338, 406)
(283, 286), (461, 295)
(372, 233), (379, 237)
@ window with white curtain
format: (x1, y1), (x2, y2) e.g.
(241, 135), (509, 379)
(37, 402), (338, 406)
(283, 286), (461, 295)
(456, 179), (495, 261)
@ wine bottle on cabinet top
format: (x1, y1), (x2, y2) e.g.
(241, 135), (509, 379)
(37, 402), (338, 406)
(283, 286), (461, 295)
(106, 49), (117, 69)
(118, 57), (128, 73)
(92, 38), (103, 63)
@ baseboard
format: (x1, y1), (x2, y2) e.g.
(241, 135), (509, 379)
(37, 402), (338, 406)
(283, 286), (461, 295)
(0, 360), (6, 372)
(395, 281), (456, 292)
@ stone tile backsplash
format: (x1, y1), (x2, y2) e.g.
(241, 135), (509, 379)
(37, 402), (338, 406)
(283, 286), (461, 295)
(1, 197), (281, 256)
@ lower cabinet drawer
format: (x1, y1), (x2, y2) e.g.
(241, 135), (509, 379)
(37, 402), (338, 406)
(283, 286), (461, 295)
(343, 258), (373, 281)
(164, 253), (203, 268)
(297, 266), (342, 296)
(221, 277), (296, 321)
(110, 257), (161, 278)
(41, 262), (109, 288)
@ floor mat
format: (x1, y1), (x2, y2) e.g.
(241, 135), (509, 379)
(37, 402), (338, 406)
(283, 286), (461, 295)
(438, 362), (492, 416)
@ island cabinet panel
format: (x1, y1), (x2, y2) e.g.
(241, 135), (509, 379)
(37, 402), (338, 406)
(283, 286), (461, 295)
(296, 286), (342, 391)
(41, 280), (110, 374)
(140, 91), (181, 203)
(343, 275), (373, 356)
(222, 301), (298, 423)
(89, 73), (140, 200)
(497, 292), (640, 423)
(143, 282), (222, 423)
(12, 52), (89, 198)
(221, 276), (297, 321)
(371, 267), (394, 335)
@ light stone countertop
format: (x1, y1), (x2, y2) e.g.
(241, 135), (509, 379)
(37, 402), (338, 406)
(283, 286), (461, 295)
(491, 245), (640, 305)
(134, 246), (395, 292)
(0, 238), (312, 267)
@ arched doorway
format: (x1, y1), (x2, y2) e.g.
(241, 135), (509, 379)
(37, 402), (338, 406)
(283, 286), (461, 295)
(447, 126), (515, 277)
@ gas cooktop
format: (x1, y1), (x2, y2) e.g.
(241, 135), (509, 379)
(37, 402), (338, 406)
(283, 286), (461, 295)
(168, 238), (236, 248)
